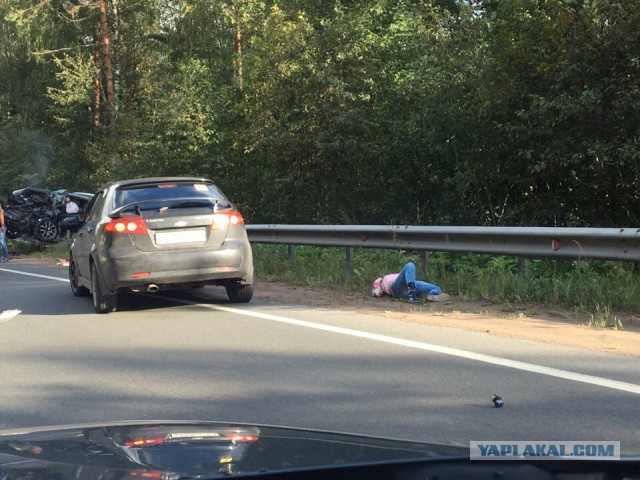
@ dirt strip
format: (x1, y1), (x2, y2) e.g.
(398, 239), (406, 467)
(254, 281), (640, 357)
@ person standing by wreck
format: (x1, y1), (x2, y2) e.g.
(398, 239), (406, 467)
(0, 200), (9, 262)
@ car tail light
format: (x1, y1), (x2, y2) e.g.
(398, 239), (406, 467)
(105, 218), (149, 235)
(213, 266), (236, 272)
(124, 437), (166, 447)
(226, 434), (259, 443)
(130, 472), (163, 478)
(130, 272), (150, 278)
(212, 211), (244, 230)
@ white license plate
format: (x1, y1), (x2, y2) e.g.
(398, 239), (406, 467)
(155, 228), (207, 245)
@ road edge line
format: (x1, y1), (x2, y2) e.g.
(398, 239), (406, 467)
(163, 296), (640, 396)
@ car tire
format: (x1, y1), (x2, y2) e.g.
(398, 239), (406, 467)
(69, 256), (90, 297)
(34, 218), (59, 243)
(91, 262), (117, 313)
(227, 283), (253, 303)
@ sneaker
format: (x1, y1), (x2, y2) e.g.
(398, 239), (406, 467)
(427, 293), (450, 302)
(406, 282), (419, 303)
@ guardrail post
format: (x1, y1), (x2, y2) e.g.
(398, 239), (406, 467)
(518, 257), (529, 279)
(346, 247), (354, 275)
(420, 251), (430, 276)
(287, 245), (295, 264)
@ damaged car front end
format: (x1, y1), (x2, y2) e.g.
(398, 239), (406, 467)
(4, 188), (91, 243)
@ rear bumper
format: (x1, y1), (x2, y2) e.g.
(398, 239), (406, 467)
(99, 239), (253, 291)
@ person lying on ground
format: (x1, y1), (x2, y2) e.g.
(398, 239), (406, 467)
(371, 261), (450, 303)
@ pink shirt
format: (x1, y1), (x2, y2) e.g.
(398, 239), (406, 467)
(380, 274), (398, 295)
(372, 273), (398, 297)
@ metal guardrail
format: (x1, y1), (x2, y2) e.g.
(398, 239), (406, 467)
(246, 225), (640, 262)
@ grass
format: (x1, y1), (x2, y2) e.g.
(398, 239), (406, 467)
(253, 244), (640, 325)
(7, 238), (70, 259)
(588, 304), (624, 330)
(255, 244), (412, 292)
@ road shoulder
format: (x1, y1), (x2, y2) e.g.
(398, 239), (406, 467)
(254, 280), (640, 358)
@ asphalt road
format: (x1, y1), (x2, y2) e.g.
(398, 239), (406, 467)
(1, 263), (640, 454)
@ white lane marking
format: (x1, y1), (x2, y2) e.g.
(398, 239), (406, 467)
(0, 268), (68, 282)
(0, 310), (21, 323)
(163, 296), (640, 395)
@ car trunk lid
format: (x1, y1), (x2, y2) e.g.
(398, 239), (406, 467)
(110, 182), (233, 252)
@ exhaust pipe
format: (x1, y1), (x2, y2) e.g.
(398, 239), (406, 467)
(146, 284), (159, 293)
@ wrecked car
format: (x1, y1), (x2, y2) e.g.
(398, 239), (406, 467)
(4, 187), (93, 243)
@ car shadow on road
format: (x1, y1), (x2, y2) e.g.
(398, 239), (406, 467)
(4, 282), (234, 316)
(2, 264), (238, 316)
(70, 290), (232, 316)
(3, 290), (198, 317)
(117, 291), (214, 312)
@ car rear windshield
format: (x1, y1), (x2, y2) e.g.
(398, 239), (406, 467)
(114, 182), (225, 210)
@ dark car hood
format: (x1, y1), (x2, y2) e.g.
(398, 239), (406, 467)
(8, 188), (70, 212)
(8, 188), (90, 207)
(0, 420), (466, 479)
(10, 187), (56, 206)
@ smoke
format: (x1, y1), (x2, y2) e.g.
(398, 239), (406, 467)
(0, 127), (53, 193)
(21, 130), (54, 187)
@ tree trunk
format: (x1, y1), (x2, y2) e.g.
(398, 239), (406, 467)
(93, 25), (101, 129)
(0, 94), (8, 122)
(235, 23), (243, 90)
(2, 42), (14, 121)
(484, 184), (497, 226)
(111, 0), (120, 117)
(99, 0), (115, 126)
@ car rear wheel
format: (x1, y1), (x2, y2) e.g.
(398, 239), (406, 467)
(227, 283), (253, 303)
(91, 262), (117, 313)
(35, 218), (59, 243)
(69, 257), (89, 297)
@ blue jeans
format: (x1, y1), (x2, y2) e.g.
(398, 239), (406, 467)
(0, 230), (8, 259)
(390, 262), (441, 299)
